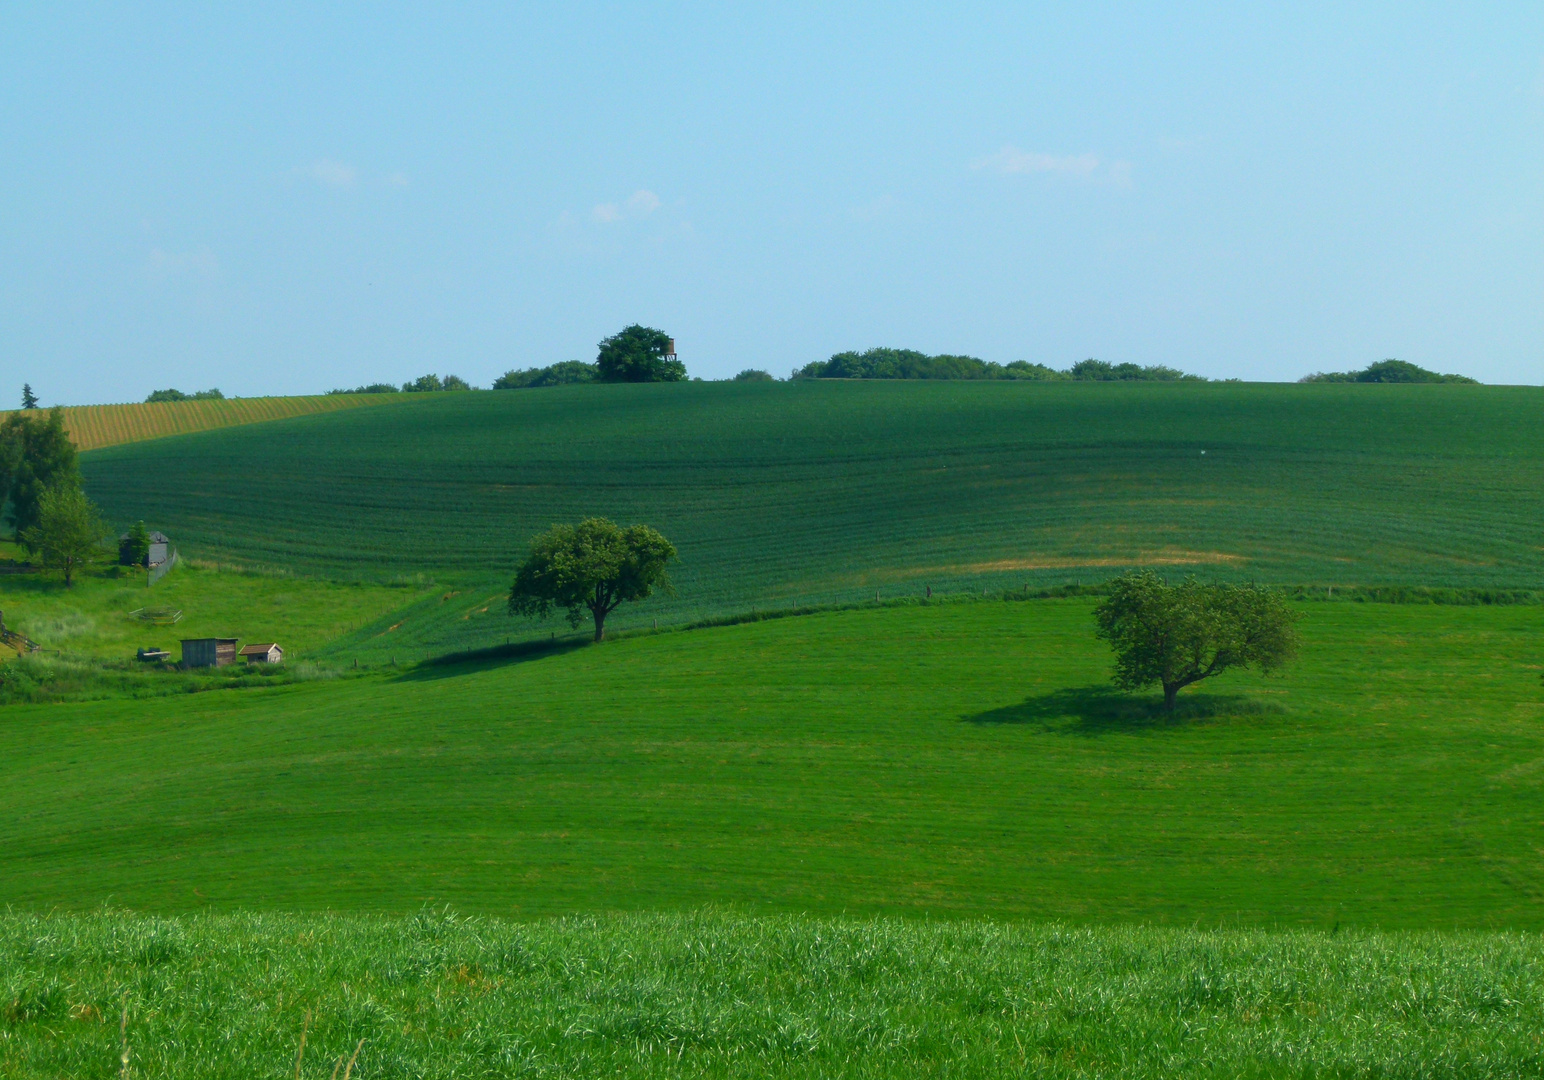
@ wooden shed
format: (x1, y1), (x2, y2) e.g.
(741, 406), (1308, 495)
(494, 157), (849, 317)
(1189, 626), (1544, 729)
(119, 531), (171, 567)
(181, 637), (238, 668)
(238, 642), (283, 664)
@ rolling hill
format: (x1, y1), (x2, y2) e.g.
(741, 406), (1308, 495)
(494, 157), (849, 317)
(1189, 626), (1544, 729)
(78, 380), (1544, 658)
(2, 599), (1541, 925)
(1, 392), (406, 452)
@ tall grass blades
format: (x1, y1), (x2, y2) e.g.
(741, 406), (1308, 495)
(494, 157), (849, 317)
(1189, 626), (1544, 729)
(1, 910), (1541, 1079)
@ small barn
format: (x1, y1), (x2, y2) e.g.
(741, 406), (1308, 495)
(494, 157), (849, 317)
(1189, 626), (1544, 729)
(239, 642), (284, 665)
(119, 530), (171, 567)
(181, 637), (238, 668)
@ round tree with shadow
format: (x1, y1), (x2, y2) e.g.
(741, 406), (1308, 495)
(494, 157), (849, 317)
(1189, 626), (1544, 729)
(509, 518), (677, 641)
(1092, 570), (1300, 711)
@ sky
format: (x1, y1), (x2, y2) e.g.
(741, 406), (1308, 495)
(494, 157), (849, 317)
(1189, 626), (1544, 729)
(2, 3), (1541, 404)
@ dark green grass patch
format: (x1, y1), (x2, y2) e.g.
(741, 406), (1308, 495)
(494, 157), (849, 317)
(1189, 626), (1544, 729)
(2, 601), (1542, 927)
(77, 380), (1544, 659)
(2, 909), (1542, 1079)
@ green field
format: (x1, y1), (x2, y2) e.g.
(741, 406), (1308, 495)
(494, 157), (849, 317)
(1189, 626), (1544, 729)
(4, 599), (1540, 926)
(0, 541), (427, 664)
(77, 381), (1544, 659)
(7, 382), (1544, 1075)
(5, 910), (1541, 1079)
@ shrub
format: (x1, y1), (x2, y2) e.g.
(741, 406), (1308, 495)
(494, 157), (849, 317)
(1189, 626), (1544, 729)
(327, 384), (400, 395)
(794, 350), (1206, 382)
(1300, 360), (1477, 384)
(145, 389), (223, 403)
(493, 362), (598, 389)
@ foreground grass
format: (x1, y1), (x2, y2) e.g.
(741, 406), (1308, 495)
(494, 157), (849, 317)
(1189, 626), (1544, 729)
(1, 910), (1540, 1079)
(3, 600), (1542, 926)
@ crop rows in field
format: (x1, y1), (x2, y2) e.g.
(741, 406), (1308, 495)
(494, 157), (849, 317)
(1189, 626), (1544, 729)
(80, 380), (1544, 655)
(0, 393), (405, 451)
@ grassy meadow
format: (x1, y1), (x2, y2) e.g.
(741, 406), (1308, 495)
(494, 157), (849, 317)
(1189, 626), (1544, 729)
(77, 379), (1544, 659)
(3, 599), (1541, 927)
(5, 909), (1542, 1079)
(0, 392), (406, 452)
(6, 380), (1544, 1075)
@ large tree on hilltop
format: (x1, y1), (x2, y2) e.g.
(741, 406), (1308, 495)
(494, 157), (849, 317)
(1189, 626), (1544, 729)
(509, 518), (677, 641)
(596, 325), (685, 383)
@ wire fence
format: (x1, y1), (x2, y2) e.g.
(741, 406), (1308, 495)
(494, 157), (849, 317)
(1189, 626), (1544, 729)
(148, 548), (179, 587)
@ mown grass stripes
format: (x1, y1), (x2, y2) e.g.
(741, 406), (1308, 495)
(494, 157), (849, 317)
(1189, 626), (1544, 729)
(3, 601), (1542, 926)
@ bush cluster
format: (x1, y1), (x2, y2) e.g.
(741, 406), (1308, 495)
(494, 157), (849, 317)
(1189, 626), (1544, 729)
(1299, 360), (1477, 384)
(328, 375), (474, 394)
(145, 388), (224, 403)
(793, 349), (1206, 382)
(493, 361), (598, 389)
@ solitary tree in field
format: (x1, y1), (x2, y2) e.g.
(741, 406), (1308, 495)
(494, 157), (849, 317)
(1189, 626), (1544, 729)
(20, 384), (39, 409)
(1092, 570), (1300, 710)
(509, 518), (677, 641)
(21, 485), (104, 586)
(596, 325), (685, 383)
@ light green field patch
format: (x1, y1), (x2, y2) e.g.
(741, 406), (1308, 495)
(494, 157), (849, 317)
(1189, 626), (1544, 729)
(2, 600), (1541, 927)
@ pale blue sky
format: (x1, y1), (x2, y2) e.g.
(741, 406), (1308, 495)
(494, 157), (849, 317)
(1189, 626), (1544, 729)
(4, 3), (1541, 403)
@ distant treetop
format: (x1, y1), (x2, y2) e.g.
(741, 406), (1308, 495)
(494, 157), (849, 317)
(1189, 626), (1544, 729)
(328, 383), (401, 395)
(403, 374), (474, 393)
(792, 349), (1206, 382)
(732, 369), (775, 382)
(1299, 360), (1478, 384)
(145, 388), (224, 403)
(20, 384), (39, 409)
(493, 361), (598, 389)
(596, 325), (686, 383)
(328, 375), (476, 395)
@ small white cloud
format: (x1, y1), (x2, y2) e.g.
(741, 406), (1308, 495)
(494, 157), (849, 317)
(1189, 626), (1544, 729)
(973, 146), (1133, 188)
(592, 189), (662, 224)
(383, 172), (411, 188)
(146, 247), (219, 280)
(310, 160), (357, 188)
(975, 147), (1100, 177)
(625, 189), (661, 215)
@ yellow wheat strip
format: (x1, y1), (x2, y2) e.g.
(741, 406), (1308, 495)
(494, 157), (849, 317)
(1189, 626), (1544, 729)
(0, 394), (404, 452)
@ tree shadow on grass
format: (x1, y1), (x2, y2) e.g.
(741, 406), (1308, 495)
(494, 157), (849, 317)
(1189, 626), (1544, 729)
(964, 685), (1283, 735)
(393, 636), (591, 681)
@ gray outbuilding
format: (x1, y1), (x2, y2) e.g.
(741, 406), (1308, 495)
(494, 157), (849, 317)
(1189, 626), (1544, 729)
(119, 531), (171, 568)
